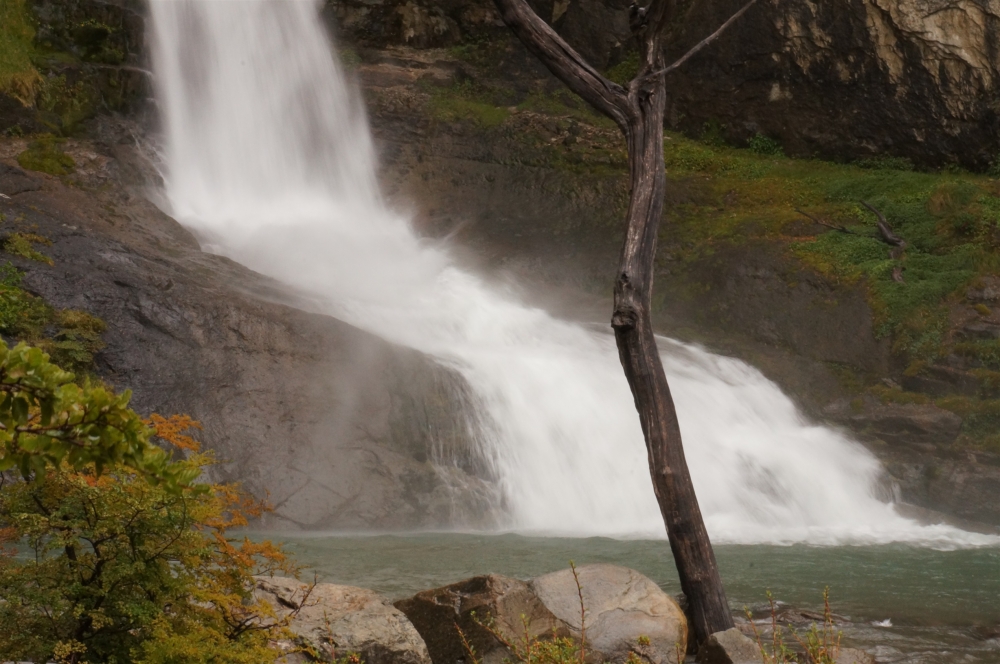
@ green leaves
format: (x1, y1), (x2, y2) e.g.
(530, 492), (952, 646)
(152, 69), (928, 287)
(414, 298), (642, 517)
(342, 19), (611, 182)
(0, 339), (190, 490)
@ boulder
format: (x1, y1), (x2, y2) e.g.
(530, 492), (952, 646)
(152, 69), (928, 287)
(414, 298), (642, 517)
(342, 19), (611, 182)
(835, 647), (875, 664)
(395, 566), (687, 664)
(394, 574), (564, 664)
(967, 277), (1000, 304)
(697, 628), (761, 664)
(256, 576), (431, 664)
(531, 564), (688, 664)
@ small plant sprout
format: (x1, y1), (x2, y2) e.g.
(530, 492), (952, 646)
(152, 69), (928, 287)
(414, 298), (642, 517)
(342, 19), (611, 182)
(745, 588), (842, 664)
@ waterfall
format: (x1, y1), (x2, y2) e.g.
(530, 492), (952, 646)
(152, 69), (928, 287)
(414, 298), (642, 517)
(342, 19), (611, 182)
(148, 0), (993, 546)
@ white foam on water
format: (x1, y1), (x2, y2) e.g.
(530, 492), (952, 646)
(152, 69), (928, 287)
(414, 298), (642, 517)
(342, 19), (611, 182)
(148, 0), (997, 547)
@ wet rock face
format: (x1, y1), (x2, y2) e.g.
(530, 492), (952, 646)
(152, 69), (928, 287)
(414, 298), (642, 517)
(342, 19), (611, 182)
(824, 397), (964, 449)
(0, 133), (498, 531)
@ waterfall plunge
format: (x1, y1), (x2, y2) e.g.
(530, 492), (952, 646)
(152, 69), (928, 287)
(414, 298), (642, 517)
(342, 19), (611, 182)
(149, 0), (994, 547)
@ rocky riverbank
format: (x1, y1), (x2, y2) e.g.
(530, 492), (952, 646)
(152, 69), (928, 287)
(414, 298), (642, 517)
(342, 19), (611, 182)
(256, 564), (876, 664)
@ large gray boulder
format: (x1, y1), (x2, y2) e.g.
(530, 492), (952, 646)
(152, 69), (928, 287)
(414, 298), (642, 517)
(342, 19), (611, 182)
(531, 564), (688, 664)
(256, 576), (432, 664)
(835, 648), (875, 664)
(697, 628), (761, 664)
(395, 566), (687, 664)
(394, 574), (565, 664)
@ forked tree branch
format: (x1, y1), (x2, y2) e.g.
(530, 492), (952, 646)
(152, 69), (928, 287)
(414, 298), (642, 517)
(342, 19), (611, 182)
(646, 0), (762, 78)
(861, 200), (906, 247)
(492, 0), (630, 128)
(796, 208), (856, 235)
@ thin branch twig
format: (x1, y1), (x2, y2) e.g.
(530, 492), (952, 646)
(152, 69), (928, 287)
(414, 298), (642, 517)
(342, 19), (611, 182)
(796, 208), (855, 235)
(646, 0), (762, 79)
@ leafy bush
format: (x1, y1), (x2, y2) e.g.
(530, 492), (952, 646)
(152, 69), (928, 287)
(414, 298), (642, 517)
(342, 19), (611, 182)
(0, 420), (297, 662)
(0, 261), (53, 339)
(0, 355), (301, 664)
(41, 309), (107, 373)
(747, 133), (783, 156)
(0, 339), (185, 482)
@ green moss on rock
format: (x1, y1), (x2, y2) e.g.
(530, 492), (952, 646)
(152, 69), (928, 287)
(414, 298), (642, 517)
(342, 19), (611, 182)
(17, 134), (75, 175)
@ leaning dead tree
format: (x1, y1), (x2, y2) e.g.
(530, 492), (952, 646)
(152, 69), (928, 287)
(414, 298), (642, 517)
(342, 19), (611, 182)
(490, 0), (758, 644)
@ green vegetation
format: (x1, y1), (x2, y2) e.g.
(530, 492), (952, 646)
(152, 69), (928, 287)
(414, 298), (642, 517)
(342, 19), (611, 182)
(746, 589), (842, 664)
(0, 387), (300, 662)
(0, 339), (189, 482)
(41, 308), (107, 374)
(747, 133), (783, 156)
(0, 0), (42, 106)
(517, 89), (612, 128)
(72, 18), (125, 64)
(0, 261), (53, 339)
(4, 231), (53, 264)
(0, 259), (108, 373)
(855, 156), (914, 171)
(37, 73), (99, 133)
(654, 134), (998, 361)
(430, 80), (510, 128)
(604, 52), (639, 86)
(17, 134), (76, 175)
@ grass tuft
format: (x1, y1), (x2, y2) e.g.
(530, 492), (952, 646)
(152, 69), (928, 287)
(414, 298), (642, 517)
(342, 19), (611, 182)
(16, 134), (75, 175)
(0, 0), (42, 106)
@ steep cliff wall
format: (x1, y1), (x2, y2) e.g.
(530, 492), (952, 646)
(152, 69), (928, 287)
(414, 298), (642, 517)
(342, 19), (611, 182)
(666, 0), (1000, 169)
(0, 130), (499, 530)
(325, 0), (1000, 169)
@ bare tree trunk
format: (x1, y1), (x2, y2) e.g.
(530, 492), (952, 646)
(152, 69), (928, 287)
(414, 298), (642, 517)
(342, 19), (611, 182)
(491, 0), (755, 644)
(613, 70), (734, 646)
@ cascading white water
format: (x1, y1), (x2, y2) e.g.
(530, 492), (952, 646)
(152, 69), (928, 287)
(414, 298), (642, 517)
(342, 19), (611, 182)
(149, 0), (994, 546)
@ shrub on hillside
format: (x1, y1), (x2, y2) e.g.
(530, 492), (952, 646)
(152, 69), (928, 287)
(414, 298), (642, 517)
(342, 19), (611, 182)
(0, 340), (302, 663)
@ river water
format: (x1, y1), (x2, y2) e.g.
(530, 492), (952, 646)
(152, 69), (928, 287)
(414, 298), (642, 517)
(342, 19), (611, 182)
(273, 533), (1000, 663)
(148, 0), (1000, 659)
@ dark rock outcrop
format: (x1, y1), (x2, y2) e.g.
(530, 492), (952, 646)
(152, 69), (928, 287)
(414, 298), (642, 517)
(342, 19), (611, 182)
(824, 397), (964, 448)
(662, 0), (1000, 169)
(328, 0), (1000, 168)
(0, 162), (41, 196)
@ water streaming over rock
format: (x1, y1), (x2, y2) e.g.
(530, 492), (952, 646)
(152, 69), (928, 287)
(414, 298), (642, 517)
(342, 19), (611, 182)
(149, 0), (995, 546)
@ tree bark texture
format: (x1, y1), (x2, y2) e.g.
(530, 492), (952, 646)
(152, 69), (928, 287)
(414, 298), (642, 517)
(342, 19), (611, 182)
(491, 0), (738, 644)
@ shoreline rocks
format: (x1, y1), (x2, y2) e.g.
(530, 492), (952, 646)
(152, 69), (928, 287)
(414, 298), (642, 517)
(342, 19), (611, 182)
(395, 564), (688, 664)
(255, 576), (432, 664)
